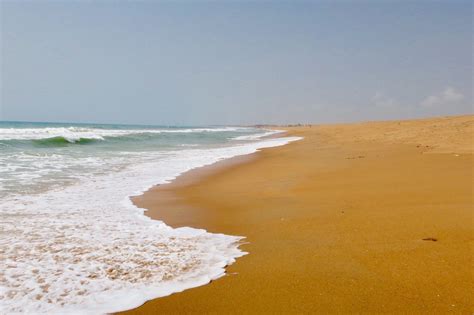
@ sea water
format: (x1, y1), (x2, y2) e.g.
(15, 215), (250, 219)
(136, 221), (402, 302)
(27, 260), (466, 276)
(0, 121), (300, 314)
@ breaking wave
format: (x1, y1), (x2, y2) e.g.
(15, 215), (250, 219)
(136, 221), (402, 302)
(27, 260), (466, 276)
(0, 126), (253, 146)
(0, 126), (249, 142)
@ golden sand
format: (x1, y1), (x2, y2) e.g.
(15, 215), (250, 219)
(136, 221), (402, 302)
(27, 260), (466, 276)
(121, 115), (473, 314)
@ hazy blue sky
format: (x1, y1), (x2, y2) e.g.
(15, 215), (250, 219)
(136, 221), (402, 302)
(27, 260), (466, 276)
(1, 1), (472, 125)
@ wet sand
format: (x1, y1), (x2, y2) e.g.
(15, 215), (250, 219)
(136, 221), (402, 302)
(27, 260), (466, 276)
(120, 115), (473, 314)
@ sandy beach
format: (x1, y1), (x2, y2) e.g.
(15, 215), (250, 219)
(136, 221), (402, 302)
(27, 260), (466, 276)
(121, 115), (473, 314)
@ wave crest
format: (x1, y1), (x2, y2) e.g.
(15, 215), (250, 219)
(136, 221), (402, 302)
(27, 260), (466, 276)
(33, 136), (103, 146)
(0, 126), (249, 142)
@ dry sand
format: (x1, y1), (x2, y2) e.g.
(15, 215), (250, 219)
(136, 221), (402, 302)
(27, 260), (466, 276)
(120, 115), (473, 314)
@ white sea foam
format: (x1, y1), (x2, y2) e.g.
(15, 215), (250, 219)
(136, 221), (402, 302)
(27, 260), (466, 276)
(0, 126), (248, 142)
(231, 130), (284, 141)
(0, 136), (301, 314)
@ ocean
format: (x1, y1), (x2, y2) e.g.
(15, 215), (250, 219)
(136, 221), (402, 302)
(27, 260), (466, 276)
(0, 121), (300, 314)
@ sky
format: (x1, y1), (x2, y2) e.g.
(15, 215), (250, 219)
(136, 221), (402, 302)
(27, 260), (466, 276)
(0, 0), (472, 126)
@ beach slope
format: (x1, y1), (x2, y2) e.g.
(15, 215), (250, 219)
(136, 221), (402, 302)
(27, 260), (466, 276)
(122, 115), (473, 314)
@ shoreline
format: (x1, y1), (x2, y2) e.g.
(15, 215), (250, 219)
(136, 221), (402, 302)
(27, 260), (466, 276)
(131, 143), (268, 230)
(121, 115), (473, 314)
(1, 125), (300, 314)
